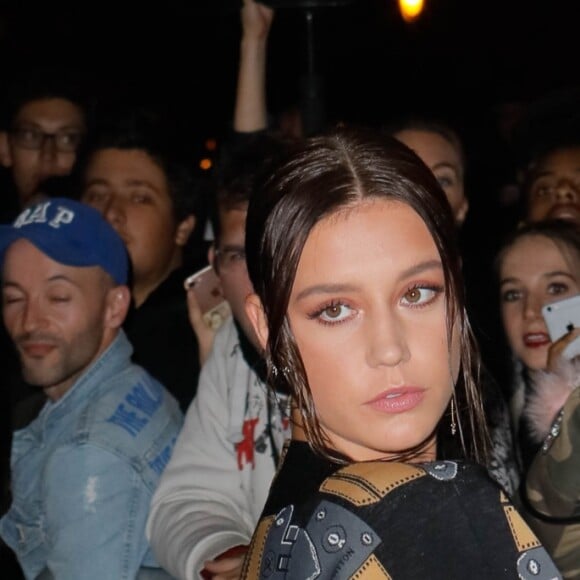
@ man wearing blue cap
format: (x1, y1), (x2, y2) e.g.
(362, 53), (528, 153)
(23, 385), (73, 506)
(0, 198), (182, 579)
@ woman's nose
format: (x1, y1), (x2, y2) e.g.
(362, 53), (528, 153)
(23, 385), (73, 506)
(365, 314), (410, 368)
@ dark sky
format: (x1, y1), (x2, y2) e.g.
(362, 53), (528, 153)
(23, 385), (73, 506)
(1, 0), (579, 139)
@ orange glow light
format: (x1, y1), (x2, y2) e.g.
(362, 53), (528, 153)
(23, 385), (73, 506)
(398, 0), (424, 22)
(205, 138), (217, 151)
(200, 158), (212, 171)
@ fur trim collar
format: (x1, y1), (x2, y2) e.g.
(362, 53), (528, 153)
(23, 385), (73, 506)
(526, 359), (579, 443)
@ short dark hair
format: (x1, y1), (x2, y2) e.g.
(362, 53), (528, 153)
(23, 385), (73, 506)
(211, 131), (292, 241)
(522, 140), (580, 204)
(1, 66), (90, 131)
(75, 107), (199, 223)
(246, 125), (490, 464)
(511, 87), (580, 174)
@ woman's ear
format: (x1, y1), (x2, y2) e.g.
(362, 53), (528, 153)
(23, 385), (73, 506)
(245, 293), (269, 351)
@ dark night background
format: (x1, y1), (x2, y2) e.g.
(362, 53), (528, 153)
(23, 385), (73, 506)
(0, 3), (578, 576)
(1, 0), (579, 142)
(0, 5), (579, 575)
(0, 0), (579, 274)
(1, 0), (578, 354)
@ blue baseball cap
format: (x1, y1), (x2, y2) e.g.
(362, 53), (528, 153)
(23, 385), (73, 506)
(0, 198), (129, 285)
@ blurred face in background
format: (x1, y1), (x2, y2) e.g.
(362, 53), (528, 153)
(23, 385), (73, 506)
(499, 234), (580, 370)
(527, 146), (580, 224)
(82, 148), (194, 306)
(395, 129), (468, 225)
(0, 98), (85, 205)
(211, 203), (257, 348)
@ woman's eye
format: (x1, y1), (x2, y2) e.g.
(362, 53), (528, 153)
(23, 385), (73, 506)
(548, 282), (570, 295)
(401, 286), (440, 306)
(436, 175), (454, 189)
(316, 303), (354, 324)
(501, 289), (520, 302)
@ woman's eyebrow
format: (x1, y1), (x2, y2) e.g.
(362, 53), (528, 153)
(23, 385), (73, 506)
(295, 260), (442, 301)
(397, 259), (442, 281)
(295, 283), (359, 301)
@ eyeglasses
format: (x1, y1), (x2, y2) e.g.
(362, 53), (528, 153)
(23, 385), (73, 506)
(214, 247), (247, 273)
(10, 127), (84, 153)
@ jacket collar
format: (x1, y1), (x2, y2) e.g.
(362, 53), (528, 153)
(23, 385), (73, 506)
(37, 330), (133, 427)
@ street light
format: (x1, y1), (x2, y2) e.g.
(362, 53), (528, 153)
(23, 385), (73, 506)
(398, 0), (425, 23)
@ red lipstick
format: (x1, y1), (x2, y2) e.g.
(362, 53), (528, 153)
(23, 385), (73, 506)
(523, 333), (550, 349)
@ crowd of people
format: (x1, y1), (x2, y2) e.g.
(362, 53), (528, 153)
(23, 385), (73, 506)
(1, 1), (580, 578)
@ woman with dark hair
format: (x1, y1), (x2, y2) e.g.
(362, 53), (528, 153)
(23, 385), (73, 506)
(496, 220), (580, 577)
(240, 126), (559, 579)
(496, 220), (580, 471)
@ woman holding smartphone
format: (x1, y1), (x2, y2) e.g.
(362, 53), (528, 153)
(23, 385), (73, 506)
(497, 220), (580, 577)
(496, 221), (580, 471)
(238, 127), (559, 579)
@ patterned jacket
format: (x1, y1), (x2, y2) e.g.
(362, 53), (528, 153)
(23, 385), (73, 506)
(523, 360), (580, 578)
(243, 441), (560, 579)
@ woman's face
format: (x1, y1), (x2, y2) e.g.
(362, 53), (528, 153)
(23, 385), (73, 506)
(286, 199), (459, 461)
(500, 235), (580, 371)
(527, 147), (580, 224)
(395, 129), (467, 224)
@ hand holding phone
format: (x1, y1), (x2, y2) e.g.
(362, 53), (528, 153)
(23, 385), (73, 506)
(542, 294), (580, 361)
(184, 266), (231, 331)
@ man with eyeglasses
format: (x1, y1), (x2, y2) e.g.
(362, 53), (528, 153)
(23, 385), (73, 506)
(0, 68), (87, 216)
(147, 7), (296, 577)
(147, 131), (293, 580)
(0, 71), (88, 578)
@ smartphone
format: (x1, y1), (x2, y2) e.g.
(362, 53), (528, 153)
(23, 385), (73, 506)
(542, 294), (580, 360)
(184, 266), (231, 331)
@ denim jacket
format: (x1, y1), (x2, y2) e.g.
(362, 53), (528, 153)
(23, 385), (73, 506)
(0, 331), (183, 580)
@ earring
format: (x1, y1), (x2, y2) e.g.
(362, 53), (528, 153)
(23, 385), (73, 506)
(269, 360), (290, 378)
(450, 396), (457, 436)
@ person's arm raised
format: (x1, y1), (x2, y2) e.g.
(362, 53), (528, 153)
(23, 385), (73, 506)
(234, 0), (274, 133)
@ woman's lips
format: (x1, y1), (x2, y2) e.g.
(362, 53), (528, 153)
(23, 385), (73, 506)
(366, 387), (426, 414)
(523, 332), (550, 348)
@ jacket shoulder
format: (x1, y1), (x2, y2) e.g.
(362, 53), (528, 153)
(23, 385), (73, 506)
(75, 366), (183, 480)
